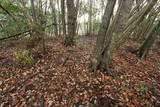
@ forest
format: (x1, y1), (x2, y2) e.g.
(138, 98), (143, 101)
(0, 0), (160, 106)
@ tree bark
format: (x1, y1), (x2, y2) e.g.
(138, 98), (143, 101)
(137, 20), (160, 59)
(30, 0), (37, 23)
(50, 0), (59, 36)
(113, 0), (158, 53)
(100, 0), (133, 74)
(63, 0), (78, 46)
(114, 0), (133, 33)
(90, 0), (116, 73)
(88, 0), (93, 36)
(61, 0), (66, 36)
(107, 0), (133, 59)
(98, 0), (127, 73)
(57, 0), (62, 36)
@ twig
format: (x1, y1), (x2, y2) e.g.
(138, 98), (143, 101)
(0, 30), (31, 41)
(0, 23), (63, 41)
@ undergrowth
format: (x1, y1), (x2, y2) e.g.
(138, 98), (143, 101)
(15, 50), (35, 67)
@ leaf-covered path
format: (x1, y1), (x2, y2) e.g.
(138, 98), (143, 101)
(0, 36), (160, 106)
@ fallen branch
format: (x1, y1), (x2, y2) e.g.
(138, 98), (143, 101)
(0, 23), (64, 41)
(0, 29), (31, 41)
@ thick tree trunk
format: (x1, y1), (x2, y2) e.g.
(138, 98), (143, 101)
(98, 0), (127, 73)
(90, 0), (134, 74)
(90, 0), (116, 73)
(138, 21), (160, 59)
(63, 0), (78, 46)
(100, 0), (133, 74)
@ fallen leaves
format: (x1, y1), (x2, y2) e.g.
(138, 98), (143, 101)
(0, 37), (160, 106)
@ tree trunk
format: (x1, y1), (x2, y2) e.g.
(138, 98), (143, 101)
(63, 0), (78, 46)
(106, 0), (133, 60)
(100, 0), (133, 74)
(50, 0), (59, 36)
(26, 0), (46, 54)
(57, 0), (62, 36)
(113, 0), (158, 53)
(88, 0), (93, 36)
(98, 0), (127, 73)
(30, 0), (37, 23)
(138, 21), (160, 59)
(140, 12), (158, 40)
(61, 0), (66, 36)
(90, 0), (116, 73)
(114, 0), (133, 34)
(29, 0), (40, 48)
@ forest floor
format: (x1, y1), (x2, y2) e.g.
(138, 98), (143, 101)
(0, 36), (160, 107)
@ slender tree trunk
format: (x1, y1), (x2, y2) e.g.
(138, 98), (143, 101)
(129, 0), (143, 18)
(140, 13), (158, 40)
(114, 0), (133, 33)
(113, 0), (158, 53)
(30, 0), (37, 23)
(50, 0), (59, 36)
(133, 12), (158, 40)
(100, 0), (133, 74)
(76, 23), (80, 35)
(74, 0), (80, 36)
(61, 0), (66, 36)
(26, 0), (46, 54)
(44, 1), (48, 15)
(30, 0), (40, 46)
(88, 0), (93, 36)
(107, 0), (133, 57)
(98, 0), (127, 73)
(137, 21), (160, 59)
(57, 0), (62, 36)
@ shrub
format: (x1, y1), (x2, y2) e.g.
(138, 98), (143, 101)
(15, 50), (35, 67)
